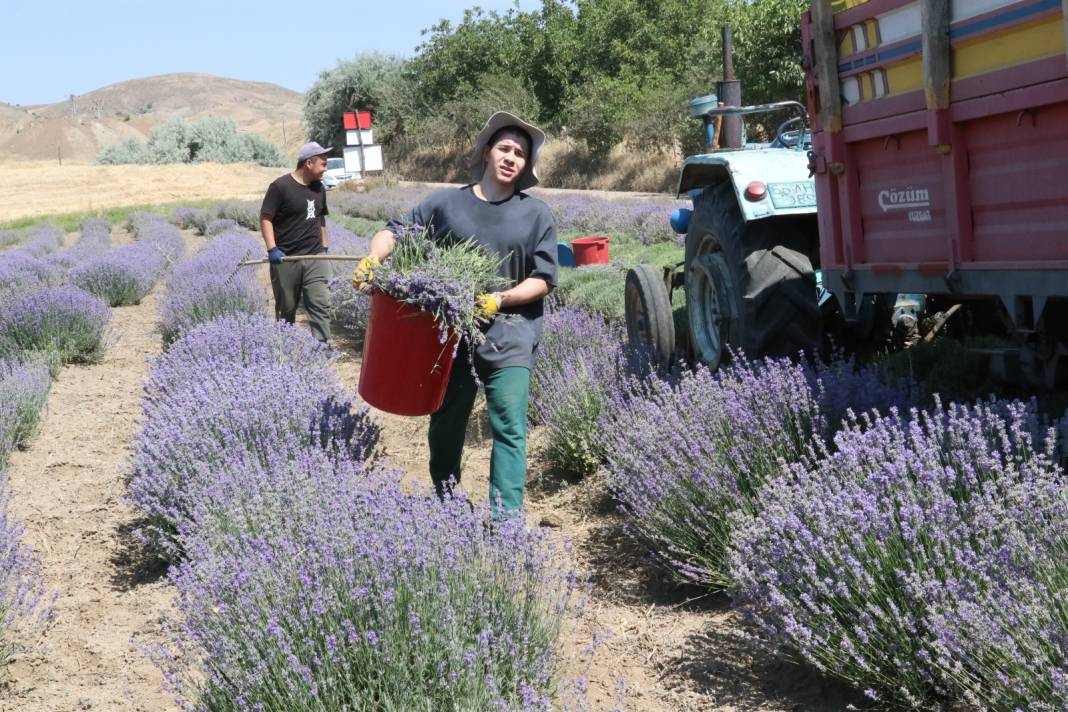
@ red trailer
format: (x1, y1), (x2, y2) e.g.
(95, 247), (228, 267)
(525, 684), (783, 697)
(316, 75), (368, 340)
(802, 0), (1068, 384)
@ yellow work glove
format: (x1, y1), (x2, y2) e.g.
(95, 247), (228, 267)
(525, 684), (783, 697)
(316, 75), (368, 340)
(351, 256), (380, 292)
(475, 292), (503, 320)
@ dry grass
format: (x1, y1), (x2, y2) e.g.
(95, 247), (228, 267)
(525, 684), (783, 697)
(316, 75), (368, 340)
(0, 161), (282, 223)
(388, 138), (681, 193)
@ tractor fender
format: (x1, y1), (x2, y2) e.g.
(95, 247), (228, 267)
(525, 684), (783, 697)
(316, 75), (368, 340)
(676, 149), (818, 223)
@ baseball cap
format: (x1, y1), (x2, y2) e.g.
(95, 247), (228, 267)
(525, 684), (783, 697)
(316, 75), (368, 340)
(297, 141), (333, 162)
(468, 112), (545, 191)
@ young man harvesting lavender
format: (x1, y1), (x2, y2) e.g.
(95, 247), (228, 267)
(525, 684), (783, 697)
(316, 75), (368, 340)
(353, 112), (559, 517)
(259, 141), (333, 343)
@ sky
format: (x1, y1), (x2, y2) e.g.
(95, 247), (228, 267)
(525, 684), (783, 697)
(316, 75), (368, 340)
(0, 0), (538, 106)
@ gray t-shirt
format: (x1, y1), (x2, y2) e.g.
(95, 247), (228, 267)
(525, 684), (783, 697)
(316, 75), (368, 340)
(387, 185), (558, 370)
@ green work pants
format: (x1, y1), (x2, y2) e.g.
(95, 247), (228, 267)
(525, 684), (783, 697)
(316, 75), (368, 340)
(428, 364), (531, 518)
(269, 260), (332, 343)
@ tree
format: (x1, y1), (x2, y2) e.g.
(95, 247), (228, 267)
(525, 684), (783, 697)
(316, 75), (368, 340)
(303, 53), (412, 148)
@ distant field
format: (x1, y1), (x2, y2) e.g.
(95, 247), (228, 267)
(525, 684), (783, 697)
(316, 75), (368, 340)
(0, 161), (282, 223)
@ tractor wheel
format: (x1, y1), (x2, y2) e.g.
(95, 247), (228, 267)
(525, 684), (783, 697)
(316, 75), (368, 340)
(684, 183), (821, 367)
(625, 264), (675, 367)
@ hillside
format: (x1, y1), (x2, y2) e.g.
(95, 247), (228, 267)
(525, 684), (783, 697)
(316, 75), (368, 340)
(0, 73), (305, 164)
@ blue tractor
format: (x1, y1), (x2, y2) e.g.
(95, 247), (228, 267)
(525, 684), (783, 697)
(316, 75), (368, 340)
(625, 89), (823, 369)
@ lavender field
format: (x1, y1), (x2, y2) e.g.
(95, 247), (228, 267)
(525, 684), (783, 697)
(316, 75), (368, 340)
(0, 193), (1065, 710)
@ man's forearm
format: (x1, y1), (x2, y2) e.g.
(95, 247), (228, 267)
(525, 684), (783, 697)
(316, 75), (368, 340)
(369, 229), (396, 261)
(260, 217), (277, 250)
(499, 277), (552, 309)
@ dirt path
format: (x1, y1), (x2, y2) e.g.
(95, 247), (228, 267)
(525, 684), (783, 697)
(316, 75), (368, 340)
(0, 231), (196, 711)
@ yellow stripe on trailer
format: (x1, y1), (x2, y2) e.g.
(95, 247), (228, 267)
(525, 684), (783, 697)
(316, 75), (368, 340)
(832, 0), (872, 13)
(884, 57), (924, 95)
(952, 14), (1066, 78)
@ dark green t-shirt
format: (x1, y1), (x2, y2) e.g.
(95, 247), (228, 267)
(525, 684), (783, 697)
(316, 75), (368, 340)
(388, 185), (559, 370)
(260, 174), (328, 256)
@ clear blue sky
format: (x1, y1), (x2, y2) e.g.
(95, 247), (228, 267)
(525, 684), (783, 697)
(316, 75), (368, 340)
(1, 0), (537, 106)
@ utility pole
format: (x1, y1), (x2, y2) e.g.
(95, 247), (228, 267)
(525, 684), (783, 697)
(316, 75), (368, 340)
(281, 115), (288, 155)
(58, 145), (62, 165)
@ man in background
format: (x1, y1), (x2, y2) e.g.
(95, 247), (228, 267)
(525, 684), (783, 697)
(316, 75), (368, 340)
(259, 141), (333, 342)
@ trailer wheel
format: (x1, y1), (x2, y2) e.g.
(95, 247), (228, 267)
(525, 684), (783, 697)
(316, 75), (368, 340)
(625, 264), (675, 367)
(685, 183), (821, 365)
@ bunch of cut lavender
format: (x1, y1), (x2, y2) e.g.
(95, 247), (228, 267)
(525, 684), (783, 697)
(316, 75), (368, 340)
(0, 356), (52, 468)
(0, 286), (111, 365)
(159, 456), (576, 711)
(325, 220), (371, 330)
(729, 398), (1065, 708)
(129, 316), (377, 559)
(0, 472), (52, 668)
(369, 224), (507, 352)
(530, 307), (644, 477)
(159, 232), (265, 345)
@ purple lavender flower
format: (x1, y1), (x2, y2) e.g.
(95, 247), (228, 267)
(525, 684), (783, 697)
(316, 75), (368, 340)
(0, 472), (52, 667)
(159, 232), (265, 345)
(0, 356), (52, 467)
(0, 286), (111, 364)
(729, 398), (1066, 708)
(158, 458), (576, 710)
(325, 220), (370, 330)
(129, 315), (378, 559)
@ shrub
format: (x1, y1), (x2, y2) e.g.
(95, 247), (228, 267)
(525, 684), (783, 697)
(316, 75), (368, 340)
(129, 316), (375, 558)
(0, 252), (59, 305)
(0, 287), (111, 364)
(729, 399), (1067, 709)
(600, 353), (915, 589)
(530, 307), (641, 477)
(159, 232), (265, 345)
(214, 201), (260, 231)
(0, 356), (52, 467)
(159, 462), (575, 711)
(96, 117), (284, 167)
(70, 215), (183, 306)
(205, 218), (239, 237)
(0, 473), (52, 668)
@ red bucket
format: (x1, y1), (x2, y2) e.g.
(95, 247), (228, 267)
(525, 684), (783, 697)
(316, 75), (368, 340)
(571, 236), (610, 265)
(358, 291), (457, 416)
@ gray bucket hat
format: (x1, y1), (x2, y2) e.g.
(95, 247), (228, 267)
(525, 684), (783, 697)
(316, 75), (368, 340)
(468, 111), (545, 191)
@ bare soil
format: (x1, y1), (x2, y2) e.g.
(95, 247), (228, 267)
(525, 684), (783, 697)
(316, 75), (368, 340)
(0, 225), (862, 710)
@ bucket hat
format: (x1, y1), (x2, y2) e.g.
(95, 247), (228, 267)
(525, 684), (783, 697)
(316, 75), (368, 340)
(468, 111), (545, 191)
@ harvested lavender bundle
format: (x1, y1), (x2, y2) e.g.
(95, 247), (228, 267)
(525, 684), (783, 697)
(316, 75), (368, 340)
(367, 224), (507, 355)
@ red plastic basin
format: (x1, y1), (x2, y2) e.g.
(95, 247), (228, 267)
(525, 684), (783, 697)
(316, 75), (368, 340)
(358, 291), (456, 416)
(571, 236), (610, 265)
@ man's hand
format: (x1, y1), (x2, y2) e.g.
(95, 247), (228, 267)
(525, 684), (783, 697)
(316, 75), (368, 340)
(267, 247), (285, 264)
(351, 256), (380, 292)
(475, 292), (503, 321)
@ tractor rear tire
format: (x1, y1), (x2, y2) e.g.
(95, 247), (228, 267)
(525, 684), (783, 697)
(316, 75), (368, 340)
(684, 183), (821, 366)
(625, 264), (675, 368)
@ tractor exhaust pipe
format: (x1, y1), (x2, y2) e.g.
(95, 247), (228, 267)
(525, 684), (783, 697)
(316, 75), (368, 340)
(717, 26), (743, 149)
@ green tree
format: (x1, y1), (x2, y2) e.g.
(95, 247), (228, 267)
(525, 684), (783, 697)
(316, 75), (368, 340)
(303, 52), (412, 148)
(728, 0), (809, 105)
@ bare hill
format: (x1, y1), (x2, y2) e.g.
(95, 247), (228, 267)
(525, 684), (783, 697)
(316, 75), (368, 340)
(0, 73), (305, 164)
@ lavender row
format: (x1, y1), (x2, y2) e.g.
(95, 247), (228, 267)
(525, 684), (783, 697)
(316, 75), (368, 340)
(730, 400), (1068, 709)
(0, 286), (111, 365)
(133, 314), (576, 709)
(0, 472), (52, 668)
(158, 230), (266, 345)
(0, 356), (52, 469)
(329, 186), (686, 244)
(70, 215), (184, 307)
(173, 201), (259, 235)
(325, 220), (370, 331)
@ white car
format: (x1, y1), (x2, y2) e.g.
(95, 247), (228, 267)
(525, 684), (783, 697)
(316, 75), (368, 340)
(322, 157), (354, 190)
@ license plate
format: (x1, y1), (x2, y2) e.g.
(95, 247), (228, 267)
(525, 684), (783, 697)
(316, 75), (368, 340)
(768, 181), (817, 209)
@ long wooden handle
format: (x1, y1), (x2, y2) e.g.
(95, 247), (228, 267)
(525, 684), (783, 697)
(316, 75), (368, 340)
(238, 255), (365, 266)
